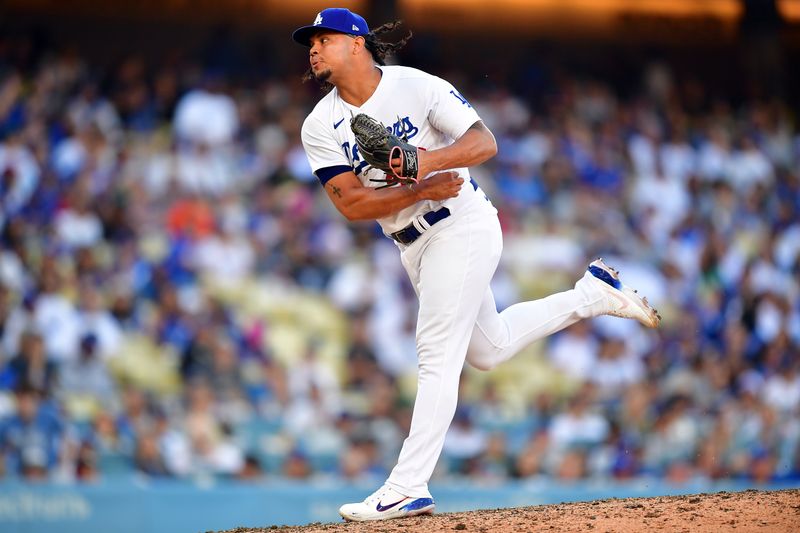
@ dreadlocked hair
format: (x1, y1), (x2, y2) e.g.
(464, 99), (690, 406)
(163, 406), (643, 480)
(364, 20), (413, 66)
(302, 20), (413, 91)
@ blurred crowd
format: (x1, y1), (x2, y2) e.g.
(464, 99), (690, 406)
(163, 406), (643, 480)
(0, 31), (798, 487)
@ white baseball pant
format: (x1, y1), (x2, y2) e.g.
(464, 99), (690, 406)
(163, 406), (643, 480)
(385, 205), (608, 497)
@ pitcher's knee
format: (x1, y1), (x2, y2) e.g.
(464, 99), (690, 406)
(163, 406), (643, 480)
(465, 354), (497, 372)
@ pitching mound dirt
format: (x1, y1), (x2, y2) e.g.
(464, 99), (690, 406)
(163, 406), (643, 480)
(220, 488), (800, 533)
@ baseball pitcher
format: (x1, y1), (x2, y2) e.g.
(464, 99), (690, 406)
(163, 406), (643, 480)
(293, 7), (660, 522)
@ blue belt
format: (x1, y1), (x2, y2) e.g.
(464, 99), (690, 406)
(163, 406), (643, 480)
(390, 207), (451, 245)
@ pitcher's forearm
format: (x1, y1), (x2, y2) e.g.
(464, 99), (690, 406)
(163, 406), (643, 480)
(421, 121), (497, 174)
(325, 171), (464, 221)
(328, 181), (422, 221)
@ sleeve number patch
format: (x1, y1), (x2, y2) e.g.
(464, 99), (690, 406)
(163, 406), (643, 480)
(450, 89), (472, 108)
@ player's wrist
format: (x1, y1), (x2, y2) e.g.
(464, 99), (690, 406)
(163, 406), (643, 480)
(408, 180), (421, 200)
(409, 179), (428, 201)
(416, 148), (435, 178)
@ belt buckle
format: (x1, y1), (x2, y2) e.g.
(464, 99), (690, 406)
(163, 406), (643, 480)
(391, 229), (413, 245)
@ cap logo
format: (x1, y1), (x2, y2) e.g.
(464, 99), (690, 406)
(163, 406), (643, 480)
(313, 13), (323, 26)
(352, 24), (359, 31)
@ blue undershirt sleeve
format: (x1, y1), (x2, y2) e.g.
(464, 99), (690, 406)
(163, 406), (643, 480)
(315, 165), (353, 186)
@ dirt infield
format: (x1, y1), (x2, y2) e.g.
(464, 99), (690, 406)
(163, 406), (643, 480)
(220, 489), (800, 533)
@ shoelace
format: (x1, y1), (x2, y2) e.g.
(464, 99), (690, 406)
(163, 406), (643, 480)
(364, 486), (391, 505)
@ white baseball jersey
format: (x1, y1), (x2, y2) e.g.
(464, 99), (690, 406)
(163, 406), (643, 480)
(301, 65), (494, 236)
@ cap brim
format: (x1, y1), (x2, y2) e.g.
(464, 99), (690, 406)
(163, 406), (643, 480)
(292, 25), (346, 46)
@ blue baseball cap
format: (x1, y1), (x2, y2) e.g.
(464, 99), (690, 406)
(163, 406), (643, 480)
(292, 8), (370, 46)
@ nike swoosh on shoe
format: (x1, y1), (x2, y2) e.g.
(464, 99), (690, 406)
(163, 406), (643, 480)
(376, 498), (409, 512)
(608, 291), (630, 310)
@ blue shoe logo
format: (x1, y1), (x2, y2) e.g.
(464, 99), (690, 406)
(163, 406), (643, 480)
(400, 497), (435, 512)
(334, 117), (345, 129)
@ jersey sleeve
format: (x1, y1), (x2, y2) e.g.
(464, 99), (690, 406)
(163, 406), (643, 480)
(427, 76), (482, 141)
(301, 114), (350, 181)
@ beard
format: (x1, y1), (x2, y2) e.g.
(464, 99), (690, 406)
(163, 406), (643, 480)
(302, 67), (334, 92)
(313, 67), (332, 82)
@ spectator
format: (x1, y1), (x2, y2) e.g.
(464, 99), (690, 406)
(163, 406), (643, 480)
(339, 434), (385, 481)
(443, 409), (489, 472)
(548, 321), (598, 382)
(282, 449), (312, 480)
(642, 395), (703, 475)
(58, 333), (116, 419)
(236, 454), (265, 482)
(53, 183), (104, 250)
(761, 359), (800, 415)
(116, 386), (155, 457)
(134, 429), (171, 478)
(0, 384), (64, 480)
(588, 337), (646, 399)
(2, 330), (57, 394)
(173, 74), (238, 147)
(548, 392), (609, 453)
(75, 285), (123, 360)
(0, 127), (40, 225)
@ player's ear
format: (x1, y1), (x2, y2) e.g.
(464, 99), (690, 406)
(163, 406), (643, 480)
(353, 36), (365, 55)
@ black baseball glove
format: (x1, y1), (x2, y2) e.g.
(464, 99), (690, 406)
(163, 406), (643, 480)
(350, 113), (420, 188)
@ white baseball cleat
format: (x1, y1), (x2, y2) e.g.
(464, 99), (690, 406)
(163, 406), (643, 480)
(339, 484), (435, 522)
(585, 258), (661, 328)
